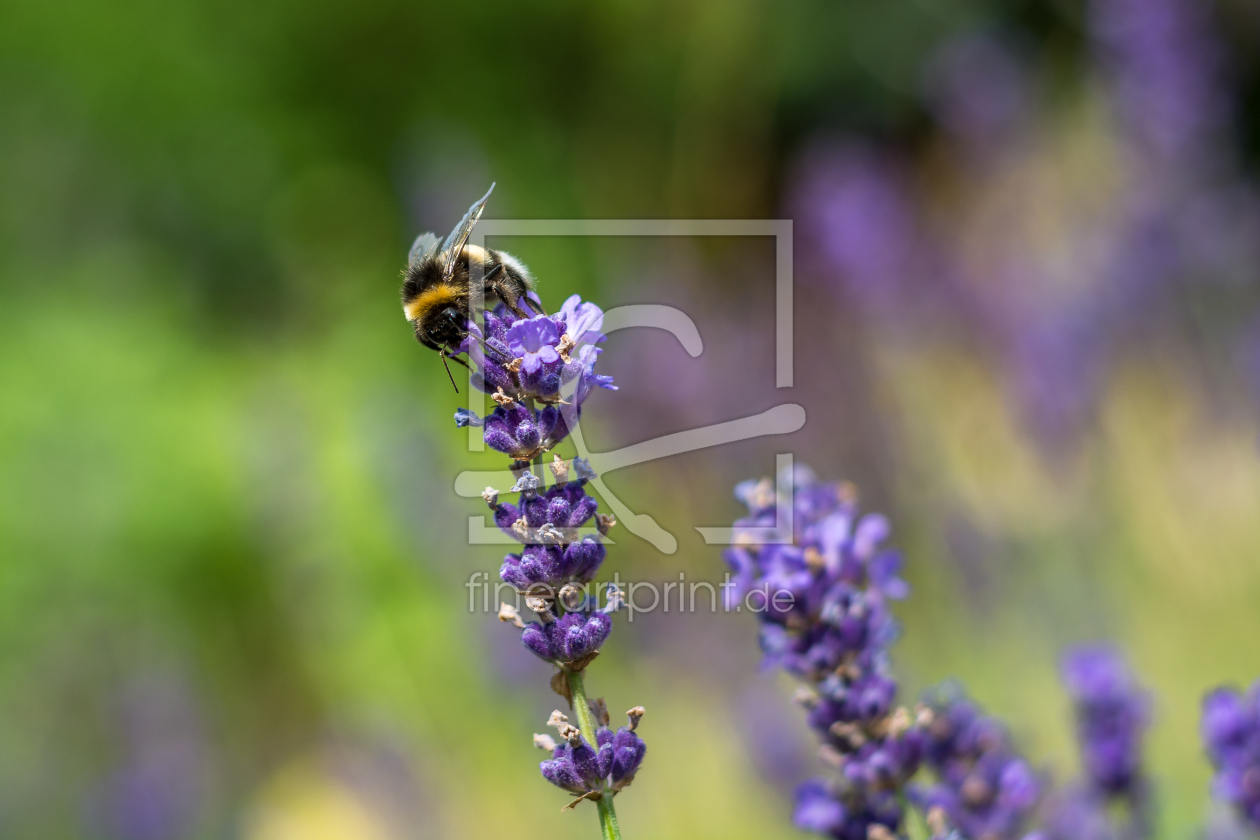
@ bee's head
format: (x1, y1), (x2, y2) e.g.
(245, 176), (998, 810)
(417, 304), (469, 350)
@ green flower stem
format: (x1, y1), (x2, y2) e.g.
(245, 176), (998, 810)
(566, 668), (623, 840)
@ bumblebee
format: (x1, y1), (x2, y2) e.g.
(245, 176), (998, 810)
(401, 183), (534, 388)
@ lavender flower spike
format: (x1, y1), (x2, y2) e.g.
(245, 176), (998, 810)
(1036, 647), (1153, 840)
(725, 465), (930, 839)
(403, 196), (634, 840)
(1062, 645), (1151, 799)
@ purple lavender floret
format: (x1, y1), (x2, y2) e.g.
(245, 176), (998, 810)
(499, 539), (607, 593)
(460, 294), (616, 406)
(486, 461), (609, 594)
(1202, 680), (1260, 829)
(507, 315), (561, 374)
(1062, 645), (1150, 798)
(453, 295), (615, 460)
(1037, 785), (1127, 840)
(727, 466), (929, 838)
(522, 610), (613, 664)
(537, 708), (646, 798)
(488, 470), (601, 542)
(470, 402), (570, 460)
(793, 778), (902, 840)
(912, 690), (1042, 840)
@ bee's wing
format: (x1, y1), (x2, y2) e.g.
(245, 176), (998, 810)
(440, 182), (495, 283)
(407, 232), (440, 267)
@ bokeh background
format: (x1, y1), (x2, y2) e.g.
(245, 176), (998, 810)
(2, 0), (1260, 838)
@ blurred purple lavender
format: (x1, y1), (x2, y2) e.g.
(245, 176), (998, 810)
(737, 684), (815, 794)
(923, 33), (1031, 153)
(1034, 647), (1152, 840)
(86, 676), (208, 840)
(786, 141), (925, 323)
(1201, 679), (1260, 830)
(911, 689), (1042, 840)
(1089, 0), (1230, 168)
(724, 465), (931, 838)
(1061, 646), (1150, 800)
(784, 0), (1260, 457)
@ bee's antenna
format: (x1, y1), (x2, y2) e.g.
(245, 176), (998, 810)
(440, 352), (459, 393)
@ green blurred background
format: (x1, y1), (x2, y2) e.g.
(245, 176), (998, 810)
(2, 0), (1260, 838)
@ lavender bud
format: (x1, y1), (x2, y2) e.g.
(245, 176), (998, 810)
(610, 727), (647, 784)
(521, 623), (556, 661)
(568, 494), (599, 528)
(492, 502), (521, 534)
(546, 495), (572, 525)
(596, 737), (615, 780)
(540, 753), (587, 795)
(482, 418), (519, 456)
(571, 740), (604, 789)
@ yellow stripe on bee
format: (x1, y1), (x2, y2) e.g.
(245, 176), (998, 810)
(403, 284), (459, 321)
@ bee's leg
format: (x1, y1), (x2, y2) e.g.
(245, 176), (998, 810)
(486, 252), (537, 318)
(415, 332), (464, 392)
(503, 297), (531, 319)
(444, 352), (471, 370)
(479, 262), (527, 317)
(439, 352), (459, 393)
(490, 277), (533, 319)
